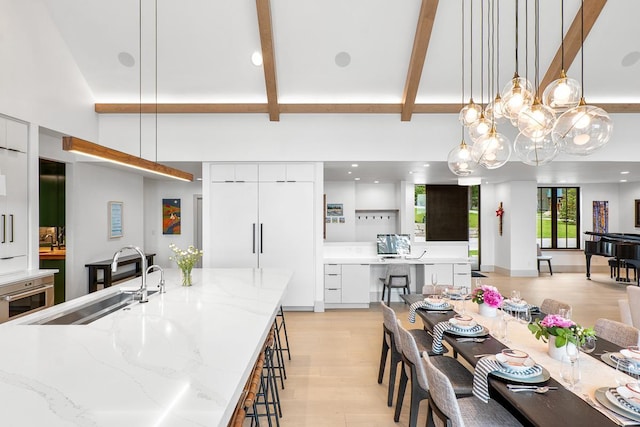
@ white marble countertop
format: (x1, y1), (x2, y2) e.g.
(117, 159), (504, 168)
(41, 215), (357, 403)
(0, 268), (291, 427)
(0, 269), (58, 288)
(324, 257), (470, 264)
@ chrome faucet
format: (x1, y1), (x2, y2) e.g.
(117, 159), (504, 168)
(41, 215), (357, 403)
(112, 246), (148, 303)
(146, 264), (166, 293)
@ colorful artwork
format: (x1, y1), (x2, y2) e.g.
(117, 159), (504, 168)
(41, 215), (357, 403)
(593, 201), (608, 235)
(327, 203), (343, 216)
(163, 199), (181, 235)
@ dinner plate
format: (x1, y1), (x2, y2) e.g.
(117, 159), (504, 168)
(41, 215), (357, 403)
(595, 388), (640, 422)
(420, 303), (453, 311)
(495, 353), (536, 372)
(601, 352), (624, 369)
(617, 385), (640, 411)
(490, 365), (550, 384)
(620, 349), (640, 364)
(444, 325), (489, 338)
(596, 387), (640, 421)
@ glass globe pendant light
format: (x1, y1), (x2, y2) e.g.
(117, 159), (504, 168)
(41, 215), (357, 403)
(459, 98), (483, 127)
(552, 0), (613, 156)
(542, 69), (581, 113)
(513, 131), (558, 166)
(485, 93), (506, 122)
(468, 112), (492, 142)
(552, 98), (612, 155)
(517, 97), (556, 140)
(448, 139), (477, 176)
(471, 125), (511, 169)
(502, 73), (534, 122)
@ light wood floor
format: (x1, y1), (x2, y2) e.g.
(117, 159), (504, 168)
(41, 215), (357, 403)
(275, 272), (629, 427)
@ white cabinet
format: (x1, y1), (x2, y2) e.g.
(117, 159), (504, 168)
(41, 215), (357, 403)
(207, 163), (315, 308)
(453, 263), (471, 287)
(324, 263), (370, 307)
(421, 263), (453, 286)
(0, 118), (27, 271)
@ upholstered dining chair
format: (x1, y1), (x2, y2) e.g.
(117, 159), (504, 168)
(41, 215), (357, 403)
(395, 320), (473, 427)
(540, 298), (571, 316)
(625, 286), (640, 328)
(594, 318), (640, 348)
(378, 302), (435, 407)
(422, 351), (523, 427)
(380, 264), (411, 305)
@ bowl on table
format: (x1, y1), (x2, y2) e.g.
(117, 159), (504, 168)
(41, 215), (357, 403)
(425, 295), (446, 306)
(449, 314), (476, 329)
(617, 383), (640, 410)
(621, 346), (640, 365)
(496, 349), (535, 372)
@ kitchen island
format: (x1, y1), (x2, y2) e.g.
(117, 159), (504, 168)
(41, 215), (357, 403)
(0, 268), (291, 427)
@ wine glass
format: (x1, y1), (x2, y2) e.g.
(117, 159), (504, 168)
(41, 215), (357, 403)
(511, 290), (521, 304)
(431, 273), (438, 286)
(460, 286), (470, 314)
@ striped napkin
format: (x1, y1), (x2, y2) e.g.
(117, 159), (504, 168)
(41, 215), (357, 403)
(408, 300), (447, 323)
(472, 356), (543, 403)
(430, 321), (484, 354)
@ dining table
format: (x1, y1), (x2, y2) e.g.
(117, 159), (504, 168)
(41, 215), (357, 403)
(401, 293), (639, 427)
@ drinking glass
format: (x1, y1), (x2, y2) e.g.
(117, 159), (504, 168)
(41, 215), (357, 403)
(474, 278), (482, 289)
(616, 357), (640, 386)
(460, 286), (470, 314)
(492, 313), (507, 341)
(558, 307), (572, 319)
(561, 353), (581, 390)
(580, 335), (597, 354)
(516, 307), (531, 324)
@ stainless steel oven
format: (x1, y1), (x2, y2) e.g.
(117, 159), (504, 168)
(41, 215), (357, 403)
(0, 276), (54, 323)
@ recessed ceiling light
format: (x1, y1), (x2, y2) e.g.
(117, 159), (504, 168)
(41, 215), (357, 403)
(354, 177), (360, 181)
(621, 171), (630, 175)
(347, 171), (352, 174)
(620, 179), (628, 183)
(118, 52), (135, 67)
(351, 163), (359, 168)
(374, 180), (379, 184)
(251, 51), (263, 66)
(409, 171), (414, 174)
(335, 51), (351, 67)
(423, 163), (430, 167)
(196, 177), (203, 181)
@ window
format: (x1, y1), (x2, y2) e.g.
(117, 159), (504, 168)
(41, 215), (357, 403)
(537, 187), (580, 249)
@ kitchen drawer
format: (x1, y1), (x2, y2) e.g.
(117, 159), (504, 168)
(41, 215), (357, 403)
(453, 263), (471, 274)
(324, 264), (341, 275)
(324, 274), (342, 289)
(324, 288), (342, 303)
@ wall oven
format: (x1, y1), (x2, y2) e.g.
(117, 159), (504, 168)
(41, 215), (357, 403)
(0, 276), (54, 323)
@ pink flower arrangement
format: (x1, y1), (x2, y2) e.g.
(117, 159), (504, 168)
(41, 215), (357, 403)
(539, 314), (575, 329)
(528, 314), (595, 347)
(471, 285), (504, 308)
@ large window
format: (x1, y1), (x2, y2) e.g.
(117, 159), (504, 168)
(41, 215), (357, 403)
(537, 187), (580, 249)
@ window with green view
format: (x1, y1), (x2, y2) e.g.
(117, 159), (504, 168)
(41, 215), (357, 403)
(537, 187), (580, 249)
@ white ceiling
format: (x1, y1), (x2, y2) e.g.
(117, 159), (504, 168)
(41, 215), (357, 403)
(38, 0), (640, 184)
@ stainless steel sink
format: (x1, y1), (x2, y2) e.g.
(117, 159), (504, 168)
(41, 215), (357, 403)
(31, 290), (158, 325)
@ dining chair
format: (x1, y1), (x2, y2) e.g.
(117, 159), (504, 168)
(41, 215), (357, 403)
(380, 264), (411, 305)
(594, 318), (640, 348)
(422, 350), (523, 427)
(537, 244), (553, 275)
(539, 298), (571, 316)
(619, 298), (633, 327)
(378, 302), (435, 407)
(395, 320), (473, 427)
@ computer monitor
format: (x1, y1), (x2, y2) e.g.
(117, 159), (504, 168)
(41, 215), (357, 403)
(376, 234), (411, 256)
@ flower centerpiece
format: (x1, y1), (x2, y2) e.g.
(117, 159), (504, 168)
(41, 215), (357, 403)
(169, 243), (204, 286)
(471, 285), (504, 317)
(528, 314), (596, 360)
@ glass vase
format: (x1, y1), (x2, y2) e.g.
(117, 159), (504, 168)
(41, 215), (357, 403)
(181, 268), (193, 286)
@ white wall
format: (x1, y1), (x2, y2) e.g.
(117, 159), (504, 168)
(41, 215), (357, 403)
(619, 183), (640, 233)
(0, 1), (98, 141)
(143, 179), (203, 267)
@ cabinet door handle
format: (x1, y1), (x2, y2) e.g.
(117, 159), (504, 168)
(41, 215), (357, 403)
(1, 214), (5, 244)
(252, 223), (256, 254)
(260, 223), (263, 254)
(9, 214), (13, 243)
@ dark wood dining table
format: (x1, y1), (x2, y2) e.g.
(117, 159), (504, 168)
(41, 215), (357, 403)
(401, 294), (621, 427)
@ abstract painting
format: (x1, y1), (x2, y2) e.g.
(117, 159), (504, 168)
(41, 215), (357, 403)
(163, 198), (181, 235)
(592, 201), (608, 235)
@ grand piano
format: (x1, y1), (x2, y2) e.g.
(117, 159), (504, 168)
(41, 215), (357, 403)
(585, 231), (640, 284)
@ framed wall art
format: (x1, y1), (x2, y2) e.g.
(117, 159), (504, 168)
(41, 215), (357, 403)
(163, 198), (181, 235)
(108, 201), (123, 239)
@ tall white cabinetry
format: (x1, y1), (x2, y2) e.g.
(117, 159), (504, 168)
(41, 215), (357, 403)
(0, 118), (27, 273)
(207, 163), (315, 308)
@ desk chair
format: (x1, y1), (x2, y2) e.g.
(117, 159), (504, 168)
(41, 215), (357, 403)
(380, 264), (411, 305)
(537, 244), (553, 275)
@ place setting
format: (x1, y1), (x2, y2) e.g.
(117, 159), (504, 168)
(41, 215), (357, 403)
(472, 349), (551, 403)
(407, 295), (454, 323)
(593, 381), (640, 425)
(430, 314), (490, 354)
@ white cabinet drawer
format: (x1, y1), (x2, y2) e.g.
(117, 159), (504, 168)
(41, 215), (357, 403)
(324, 264), (341, 275)
(324, 274), (341, 289)
(453, 263), (471, 274)
(325, 288), (342, 303)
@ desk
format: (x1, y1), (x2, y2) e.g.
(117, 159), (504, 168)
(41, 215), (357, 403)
(85, 253), (155, 293)
(402, 294), (618, 427)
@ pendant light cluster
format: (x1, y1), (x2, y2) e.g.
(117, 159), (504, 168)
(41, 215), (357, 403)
(448, 0), (613, 177)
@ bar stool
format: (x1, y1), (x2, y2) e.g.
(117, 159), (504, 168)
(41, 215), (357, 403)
(275, 305), (291, 360)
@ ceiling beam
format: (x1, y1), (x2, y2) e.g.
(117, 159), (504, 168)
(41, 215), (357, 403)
(256, 0), (280, 121)
(539, 0), (608, 94)
(401, 0), (439, 122)
(95, 102), (640, 115)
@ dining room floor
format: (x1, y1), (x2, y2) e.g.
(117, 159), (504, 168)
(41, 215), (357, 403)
(274, 271), (629, 427)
